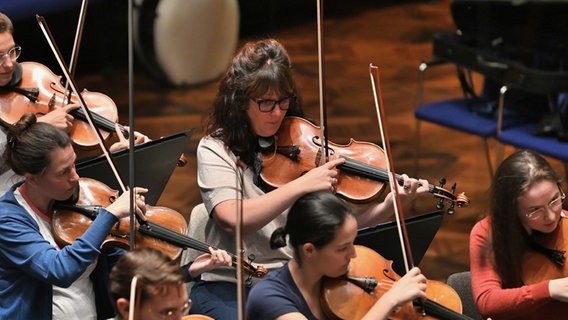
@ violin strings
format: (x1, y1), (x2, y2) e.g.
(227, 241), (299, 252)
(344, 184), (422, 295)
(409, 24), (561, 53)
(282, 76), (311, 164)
(421, 299), (472, 320)
(140, 220), (261, 274)
(140, 220), (211, 253)
(340, 156), (390, 181)
(73, 107), (124, 133)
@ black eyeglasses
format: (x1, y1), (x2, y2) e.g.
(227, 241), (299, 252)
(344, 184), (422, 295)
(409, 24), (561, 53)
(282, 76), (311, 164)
(0, 45), (21, 62)
(252, 96), (293, 112)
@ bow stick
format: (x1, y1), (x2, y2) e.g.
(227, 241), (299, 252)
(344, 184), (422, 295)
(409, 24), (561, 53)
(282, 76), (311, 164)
(61, 0), (88, 106)
(369, 64), (415, 271)
(316, 0), (330, 164)
(36, 15), (127, 193)
(36, 14), (143, 254)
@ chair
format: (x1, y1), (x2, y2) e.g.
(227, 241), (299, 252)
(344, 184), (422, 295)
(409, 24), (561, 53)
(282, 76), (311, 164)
(446, 271), (482, 320)
(496, 90), (568, 177)
(180, 203), (210, 293)
(427, 1), (568, 175)
(414, 59), (505, 179)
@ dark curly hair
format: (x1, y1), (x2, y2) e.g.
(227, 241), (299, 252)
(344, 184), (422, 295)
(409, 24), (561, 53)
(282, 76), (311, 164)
(205, 38), (304, 167)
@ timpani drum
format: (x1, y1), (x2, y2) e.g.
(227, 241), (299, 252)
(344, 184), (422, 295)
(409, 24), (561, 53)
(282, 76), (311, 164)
(133, 0), (239, 86)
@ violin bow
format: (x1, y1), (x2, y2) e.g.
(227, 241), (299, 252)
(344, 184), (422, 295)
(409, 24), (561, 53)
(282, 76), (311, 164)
(369, 64), (415, 272)
(126, 0), (138, 253)
(236, 161), (246, 320)
(36, 15), (127, 193)
(37, 14), (144, 253)
(316, 0), (330, 163)
(37, 1), (143, 252)
(62, 0), (89, 106)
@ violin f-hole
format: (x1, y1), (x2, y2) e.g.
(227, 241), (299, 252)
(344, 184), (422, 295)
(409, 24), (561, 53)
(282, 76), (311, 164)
(312, 135), (335, 155)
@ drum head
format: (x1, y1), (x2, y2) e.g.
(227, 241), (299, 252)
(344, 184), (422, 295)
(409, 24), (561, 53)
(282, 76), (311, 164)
(133, 0), (239, 86)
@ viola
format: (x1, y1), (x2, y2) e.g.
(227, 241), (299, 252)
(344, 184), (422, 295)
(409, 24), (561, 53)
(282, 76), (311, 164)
(0, 61), (129, 150)
(259, 117), (469, 212)
(52, 178), (268, 278)
(52, 177), (185, 259)
(522, 215), (568, 285)
(321, 245), (470, 320)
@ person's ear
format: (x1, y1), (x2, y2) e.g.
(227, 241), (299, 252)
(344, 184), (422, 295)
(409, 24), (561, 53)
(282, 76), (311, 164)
(116, 298), (130, 319)
(302, 243), (316, 257)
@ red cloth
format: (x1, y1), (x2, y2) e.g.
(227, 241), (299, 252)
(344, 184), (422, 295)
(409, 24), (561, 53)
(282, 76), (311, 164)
(469, 217), (568, 319)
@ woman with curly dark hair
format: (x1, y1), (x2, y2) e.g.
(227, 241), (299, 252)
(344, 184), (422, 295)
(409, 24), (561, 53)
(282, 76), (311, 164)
(189, 38), (430, 319)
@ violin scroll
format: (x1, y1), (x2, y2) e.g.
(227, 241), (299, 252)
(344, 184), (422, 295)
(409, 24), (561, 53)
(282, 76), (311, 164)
(246, 262), (269, 279)
(428, 178), (470, 215)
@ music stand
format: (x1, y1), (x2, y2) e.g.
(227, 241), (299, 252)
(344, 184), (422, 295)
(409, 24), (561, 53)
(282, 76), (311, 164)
(355, 210), (444, 275)
(76, 129), (194, 205)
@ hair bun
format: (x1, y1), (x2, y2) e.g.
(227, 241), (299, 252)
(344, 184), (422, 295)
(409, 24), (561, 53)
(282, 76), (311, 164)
(12, 112), (37, 134)
(269, 227), (287, 249)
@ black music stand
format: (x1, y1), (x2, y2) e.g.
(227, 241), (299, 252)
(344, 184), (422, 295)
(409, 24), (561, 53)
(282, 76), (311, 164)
(76, 129), (194, 205)
(355, 210), (444, 275)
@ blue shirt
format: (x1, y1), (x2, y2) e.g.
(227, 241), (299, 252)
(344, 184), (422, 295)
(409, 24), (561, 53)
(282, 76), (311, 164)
(246, 263), (317, 320)
(0, 182), (120, 319)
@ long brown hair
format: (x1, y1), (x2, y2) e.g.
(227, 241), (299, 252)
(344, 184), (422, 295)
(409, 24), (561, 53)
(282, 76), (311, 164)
(490, 150), (561, 288)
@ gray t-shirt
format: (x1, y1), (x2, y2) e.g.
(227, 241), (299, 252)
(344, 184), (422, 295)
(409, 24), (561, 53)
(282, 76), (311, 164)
(196, 136), (293, 284)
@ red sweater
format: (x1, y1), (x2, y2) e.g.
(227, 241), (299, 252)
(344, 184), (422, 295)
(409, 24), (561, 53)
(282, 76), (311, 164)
(469, 217), (568, 319)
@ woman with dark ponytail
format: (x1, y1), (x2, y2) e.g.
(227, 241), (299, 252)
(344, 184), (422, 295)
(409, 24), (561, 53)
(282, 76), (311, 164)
(0, 113), (148, 320)
(246, 191), (428, 320)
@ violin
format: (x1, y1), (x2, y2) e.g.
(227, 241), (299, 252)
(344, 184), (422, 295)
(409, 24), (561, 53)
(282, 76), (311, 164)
(52, 177), (185, 260)
(522, 215), (568, 285)
(259, 117), (469, 212)
(321, 245), (470, 320)
(52, 178), (268, 278)
(0, 61), (188, 166)
(0, 62), (128, 150)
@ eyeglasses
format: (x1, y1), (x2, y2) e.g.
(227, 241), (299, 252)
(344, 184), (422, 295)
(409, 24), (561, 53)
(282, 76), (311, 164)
(252, 96), (293, 112)
(156, 299), (191, 320)
(0, 45), (21, 62)
(525, 190), (566, 220)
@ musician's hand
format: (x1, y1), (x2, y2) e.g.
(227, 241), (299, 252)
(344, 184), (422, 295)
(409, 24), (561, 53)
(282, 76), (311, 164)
(128, 126), (151, 145)
(295, 158), (345, 194)
(37, 104), (79, 133)
(106, 187), (148, 220)
(381, 267), (427, 308)
(396, 174), (430, 203)
(189, 246), (232, 278)
(109, 124), (151, 153)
